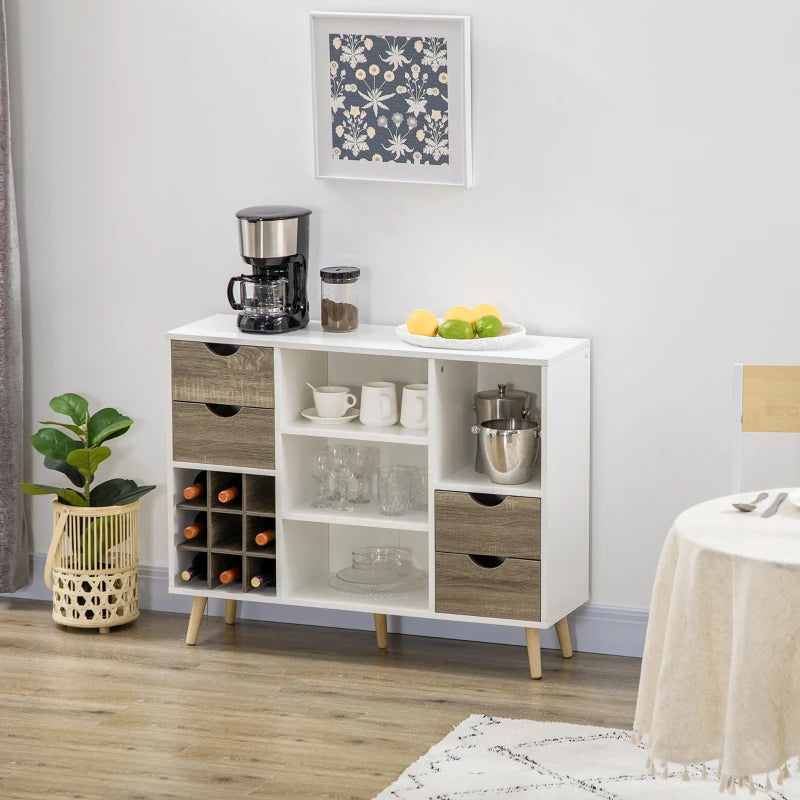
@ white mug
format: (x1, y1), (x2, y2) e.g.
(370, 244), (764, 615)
(400, 384), (428, 430)
(360, 382), (398, 427)
(312, 385), (357, 418)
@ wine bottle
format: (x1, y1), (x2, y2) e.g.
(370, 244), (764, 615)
(182, 472), (206, 501)
(217, 486), (239, 504)
(181, 553), (207, 582)
(183, 513), (206, 540)
(219, 566), (241, 584)
(254, 529), (276, 546)
(250, 573), (275, 589)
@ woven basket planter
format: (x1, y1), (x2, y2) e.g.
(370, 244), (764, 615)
(44, 500), (140, 633)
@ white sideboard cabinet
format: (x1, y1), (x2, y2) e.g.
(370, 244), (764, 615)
(167, 315), (590, 679)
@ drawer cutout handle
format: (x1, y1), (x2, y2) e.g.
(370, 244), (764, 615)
(469, 554), (507, 569)
(468, 492), (507, 508)
(205, 403), (242, 418)
(204, 343), (241, 357)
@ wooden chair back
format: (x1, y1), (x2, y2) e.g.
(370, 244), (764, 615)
(732, 364), (800, 491)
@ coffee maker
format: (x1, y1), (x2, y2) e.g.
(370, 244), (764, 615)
(227, 206), (311, 334)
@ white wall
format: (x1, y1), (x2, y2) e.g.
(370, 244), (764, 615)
(7, 0), (800, 613)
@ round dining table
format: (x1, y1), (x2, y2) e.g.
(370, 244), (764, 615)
(634, 488), (800, 790)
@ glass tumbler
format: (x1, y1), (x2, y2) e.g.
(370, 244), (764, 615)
(413, 468), (428, 512)
(377, 465), (413, 516)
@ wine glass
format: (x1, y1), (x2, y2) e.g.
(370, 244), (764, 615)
(330, 446), (354, 513)
(350, 446), (375, 504)
(310, 451), (332, 508)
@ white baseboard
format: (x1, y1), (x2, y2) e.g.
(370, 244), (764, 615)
(4, 554), (648, 658)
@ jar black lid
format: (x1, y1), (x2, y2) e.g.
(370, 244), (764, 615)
(320, 266), (360, 283)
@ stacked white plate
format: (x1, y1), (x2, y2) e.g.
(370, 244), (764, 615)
(329, 546), (426, 595)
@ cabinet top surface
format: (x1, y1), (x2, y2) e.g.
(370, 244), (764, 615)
(167, 314), (589, 365)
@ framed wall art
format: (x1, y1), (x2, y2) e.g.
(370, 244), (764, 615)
(310, 12), (472, 187)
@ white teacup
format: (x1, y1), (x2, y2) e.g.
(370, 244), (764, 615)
(312, 385), (357, 418)
(401, 383), (428, 430)
(360, 382), (398, 427)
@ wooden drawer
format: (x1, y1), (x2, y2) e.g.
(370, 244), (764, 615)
(172, 402), (274, 469)
(435, 552), (540, 621)
(171, 341), (274, 408)
(434, 491), (540, 559)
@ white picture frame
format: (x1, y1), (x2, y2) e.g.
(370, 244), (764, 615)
(310, 12), (472, 187)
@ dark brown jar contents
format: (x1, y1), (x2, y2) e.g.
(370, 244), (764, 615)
(321, 298), (359, 332)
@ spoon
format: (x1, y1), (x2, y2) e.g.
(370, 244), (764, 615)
(732, 491), (769, 512)
(306, 382), (318, 393)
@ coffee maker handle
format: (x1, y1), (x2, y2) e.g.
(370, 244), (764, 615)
(227, 276), (243, 311)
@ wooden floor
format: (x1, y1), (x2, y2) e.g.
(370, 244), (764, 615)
(0, 598), (642, 800)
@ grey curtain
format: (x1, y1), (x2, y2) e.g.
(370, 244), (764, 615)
(0, 0), (29, 592)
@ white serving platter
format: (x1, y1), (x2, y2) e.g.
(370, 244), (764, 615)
(395, 322), (526, 350)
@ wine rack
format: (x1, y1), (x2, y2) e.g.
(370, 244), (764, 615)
(175, 469), (277, 595)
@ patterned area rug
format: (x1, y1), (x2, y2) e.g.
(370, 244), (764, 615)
(374, 715), (800, 799)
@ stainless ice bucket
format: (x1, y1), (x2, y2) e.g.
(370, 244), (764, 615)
(470, 418), (540, 485)
(473, 384), (535, 474)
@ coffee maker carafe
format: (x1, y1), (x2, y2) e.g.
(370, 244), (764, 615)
(227, 206), (311, 334)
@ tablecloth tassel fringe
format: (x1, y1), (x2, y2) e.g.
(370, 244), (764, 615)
(777, 767), (784, 786)
(765, 774), (773, 791)
(682, 765), (690, 781)
(728, 777), (737, 794)
(645, 754), (653, 772)
(748, 775), (756, 795)
(781, 762), (791, 779)
(718, 775), (728, 793)
(702, 763), (708, 779)
(663, 762), (669, 778)
(632, 732), (642, 746)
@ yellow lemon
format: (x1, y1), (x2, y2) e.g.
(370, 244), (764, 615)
(471, 303), (501, 323)
(406, 309), (439, 337)
(444, 305), (472, 323)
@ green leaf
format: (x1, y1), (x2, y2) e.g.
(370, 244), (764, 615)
(49, 393), (89, 426)
(66, 446), (111, 479)
(30, 428), (81, 460)
(90, 478), (137, 506)
(88, 408), (133, 447)
(18, 484), (88, 506)
(110, 484), (156, 505)
(38, 420), (85, 436)
(90, 478), (155, 507)
(44, 457), (85, 488)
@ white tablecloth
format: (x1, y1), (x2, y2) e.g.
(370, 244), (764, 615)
(634, 489), (800, 785)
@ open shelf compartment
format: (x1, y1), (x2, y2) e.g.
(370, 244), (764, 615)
(278, 520), (430, 613)
(430, 358), (543, 497)
(280, 435), (429, 529)
(278, 348), (429, 443)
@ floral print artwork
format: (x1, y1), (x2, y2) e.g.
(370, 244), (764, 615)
(329, 34), (449, 166)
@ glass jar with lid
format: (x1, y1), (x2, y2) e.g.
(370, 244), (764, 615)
(320, 266), (360, 332)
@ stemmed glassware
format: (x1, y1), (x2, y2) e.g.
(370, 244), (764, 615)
(328, 444), (354, 513)
(350, 446), (376, 504)
(310, 450), (332, 508)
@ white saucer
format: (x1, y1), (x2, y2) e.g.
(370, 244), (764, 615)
(300, 407), (359, 425)
(787, 490), (800, 510)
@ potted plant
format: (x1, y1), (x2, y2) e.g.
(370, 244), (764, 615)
(20, 393), (155, 633)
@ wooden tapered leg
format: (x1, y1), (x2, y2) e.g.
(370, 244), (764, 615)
(224, 599), (237, 625)
(525, 627), (542, 679)
(185, 596), (207, 646)
(374, 613), (388, 649)
(554, 617), (573, 658)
